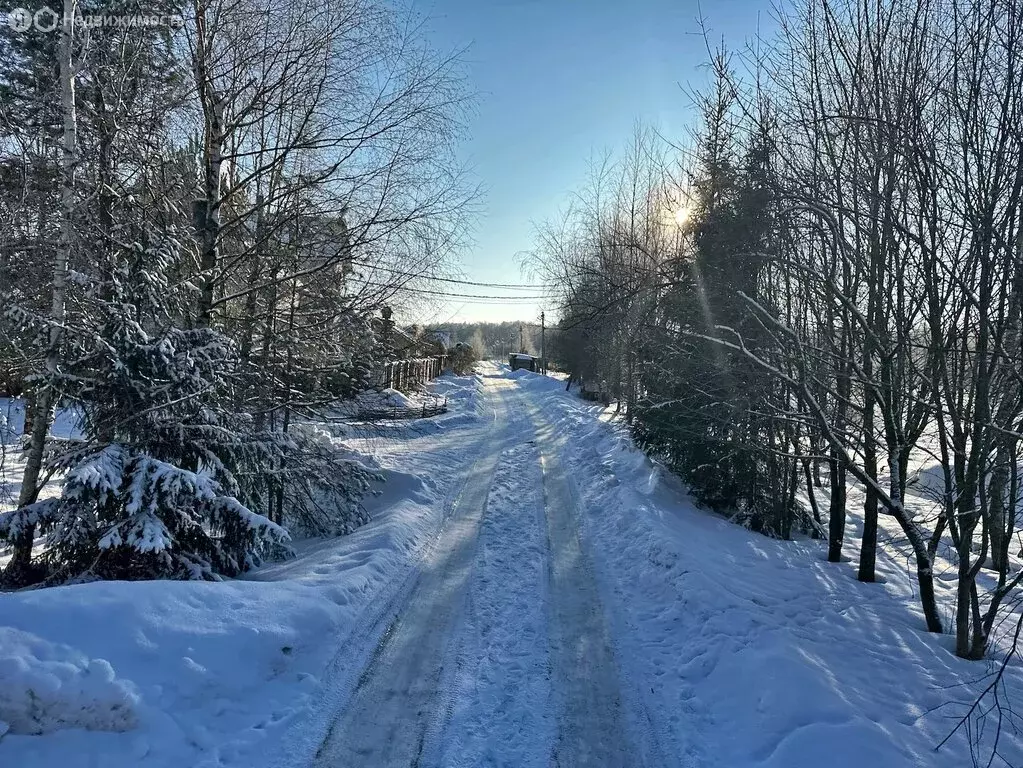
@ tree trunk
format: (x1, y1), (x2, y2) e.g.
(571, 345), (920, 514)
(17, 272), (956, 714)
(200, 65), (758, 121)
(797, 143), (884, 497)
(803, 458), (823, 539)
(858, 389), (878, 582)
(988, 462), (1009, 573)
(4, 0), (76, 585)
(915, 543), (944, 633)
(955, 502), (979, 658)
(827, 450), (846, 562)
(192, 0), (225, 328)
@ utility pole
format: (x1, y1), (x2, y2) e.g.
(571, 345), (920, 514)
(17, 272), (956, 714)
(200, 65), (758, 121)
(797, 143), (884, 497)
(519, 324), (524, 353)
(540, 311), (546, 374)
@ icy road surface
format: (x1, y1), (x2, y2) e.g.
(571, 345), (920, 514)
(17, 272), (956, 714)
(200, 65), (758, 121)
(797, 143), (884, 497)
(311, 372), (639, 767)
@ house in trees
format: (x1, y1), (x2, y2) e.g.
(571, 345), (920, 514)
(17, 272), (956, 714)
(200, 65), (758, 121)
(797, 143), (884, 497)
(390, 327), (448, 360)
(428, 330), (452, 352)
(385, 327), (426, 359)
(374, 320), (446, 359)
(287, 210), (355, 295)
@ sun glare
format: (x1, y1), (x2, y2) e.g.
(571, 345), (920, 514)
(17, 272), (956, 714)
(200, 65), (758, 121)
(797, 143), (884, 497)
(673, 203), (691, 227)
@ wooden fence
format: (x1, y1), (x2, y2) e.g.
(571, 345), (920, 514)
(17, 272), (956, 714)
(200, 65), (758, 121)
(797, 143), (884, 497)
(382, 355), (447, 391)
(354, 395), (448, 421)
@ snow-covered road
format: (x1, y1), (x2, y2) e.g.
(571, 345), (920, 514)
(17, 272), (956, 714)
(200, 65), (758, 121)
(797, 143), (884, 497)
(310, 371), (639, 767)
(298, 365), (1023, 768)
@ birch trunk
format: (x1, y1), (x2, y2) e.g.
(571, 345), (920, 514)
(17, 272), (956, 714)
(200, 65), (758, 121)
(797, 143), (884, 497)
(191, 0), (224, 328)
(4, 0), (77, 583)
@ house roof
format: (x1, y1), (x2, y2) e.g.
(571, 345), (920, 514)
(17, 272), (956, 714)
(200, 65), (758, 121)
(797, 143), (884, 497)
(390, 326), (418, 349)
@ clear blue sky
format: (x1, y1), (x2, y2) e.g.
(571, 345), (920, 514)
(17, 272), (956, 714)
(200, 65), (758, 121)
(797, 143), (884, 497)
(414, 0), (770, 325)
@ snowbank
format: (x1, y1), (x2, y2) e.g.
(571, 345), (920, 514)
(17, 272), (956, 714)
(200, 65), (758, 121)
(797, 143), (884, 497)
(0, 491), (439, 765)
(340, 373), (488, 440)
(430, 372), (487, 425)
(332, 387), (418, 420)
(354, 387), (417, 411)
(506, 366), (537, 381)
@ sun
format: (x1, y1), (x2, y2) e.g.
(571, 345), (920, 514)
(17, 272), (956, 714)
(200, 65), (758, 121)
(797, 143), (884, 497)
(673, 203), (692, 228)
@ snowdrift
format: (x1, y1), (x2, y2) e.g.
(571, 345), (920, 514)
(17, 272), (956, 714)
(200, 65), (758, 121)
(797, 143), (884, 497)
(0, 627), (139, 735)
(337, 387), (417, 416)
(0, 466), (451, 766)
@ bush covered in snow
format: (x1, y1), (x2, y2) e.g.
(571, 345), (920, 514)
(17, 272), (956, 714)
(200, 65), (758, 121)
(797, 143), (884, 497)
(0, 444), (290, 581)
(275, 424), (378, 538)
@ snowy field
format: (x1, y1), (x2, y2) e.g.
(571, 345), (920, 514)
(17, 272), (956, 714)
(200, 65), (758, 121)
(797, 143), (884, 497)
(2, 367), (1023, 766)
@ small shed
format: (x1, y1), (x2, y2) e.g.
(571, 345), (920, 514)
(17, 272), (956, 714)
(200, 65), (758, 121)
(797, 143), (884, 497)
(509, 353), (538, 372)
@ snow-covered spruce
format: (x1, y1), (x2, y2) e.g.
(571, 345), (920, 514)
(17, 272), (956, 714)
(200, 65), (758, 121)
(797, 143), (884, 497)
(0, 444), (289, 581)
(0, 234), (296, 582)
(276, 424), (378, 538)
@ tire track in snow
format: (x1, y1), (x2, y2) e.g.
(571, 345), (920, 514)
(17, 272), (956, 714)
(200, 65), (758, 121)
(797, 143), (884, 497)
(522, 381), (701, 768)
(515, 382), (669, 768)
(538, 429), (636, 768)
(421, 439), (555, 767)
(254, 424), (495, 768)
(305, 372), (649, 767)
(308, 376), (519, 768)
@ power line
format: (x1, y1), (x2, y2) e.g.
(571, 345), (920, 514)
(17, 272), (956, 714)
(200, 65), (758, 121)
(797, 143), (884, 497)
(419, 275), (542, 291)
(354, 278), (545, 301)
(348, 260), (541, 290)
(416, 298), (540, 306)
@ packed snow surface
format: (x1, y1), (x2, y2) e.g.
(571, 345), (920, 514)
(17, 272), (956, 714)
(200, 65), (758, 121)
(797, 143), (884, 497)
(2, 367), (1022, 767)
(429, 439), (555, 767)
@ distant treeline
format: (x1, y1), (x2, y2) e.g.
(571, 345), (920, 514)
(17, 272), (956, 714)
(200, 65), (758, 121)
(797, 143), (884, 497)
(427, 322), (543, 359)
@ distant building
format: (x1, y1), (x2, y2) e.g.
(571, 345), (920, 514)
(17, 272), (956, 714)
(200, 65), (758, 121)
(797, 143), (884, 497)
(390, 327), (426, 359)
(509, 353), (538, 372)
(376, 322), (446, 360)
(428, 330), (452, 351)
